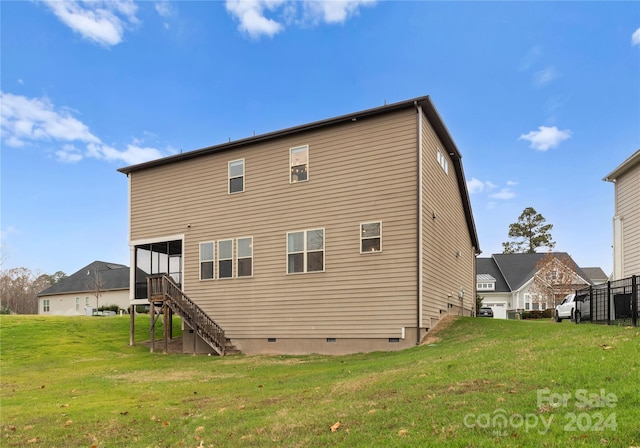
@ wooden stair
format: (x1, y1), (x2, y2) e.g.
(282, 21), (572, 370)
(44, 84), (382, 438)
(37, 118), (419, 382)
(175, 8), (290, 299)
(147, 274), (237, 356)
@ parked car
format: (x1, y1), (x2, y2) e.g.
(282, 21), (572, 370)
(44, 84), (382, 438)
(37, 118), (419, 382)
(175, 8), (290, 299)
(555, 293), (590, 323)
(478, 307), (494, 318)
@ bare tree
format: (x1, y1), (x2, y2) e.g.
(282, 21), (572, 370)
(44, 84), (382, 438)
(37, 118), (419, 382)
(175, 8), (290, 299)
(528, 253), (588, 310)
(87, 267), (104, 313)
(0, 268), (52, 314)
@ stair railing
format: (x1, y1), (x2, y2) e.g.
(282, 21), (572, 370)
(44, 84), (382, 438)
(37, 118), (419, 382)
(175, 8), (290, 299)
(147, 274), (226, 355)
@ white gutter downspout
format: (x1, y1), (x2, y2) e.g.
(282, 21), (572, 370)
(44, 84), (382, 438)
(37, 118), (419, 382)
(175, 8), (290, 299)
(416, 102), (424, 343)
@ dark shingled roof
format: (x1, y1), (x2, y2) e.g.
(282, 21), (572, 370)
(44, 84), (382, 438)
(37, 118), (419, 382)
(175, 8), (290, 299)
(581, 267), (608, 283)
(38, 261), (129, 297)
(477, 253), (592, 292)
(476, 258), (510, 292)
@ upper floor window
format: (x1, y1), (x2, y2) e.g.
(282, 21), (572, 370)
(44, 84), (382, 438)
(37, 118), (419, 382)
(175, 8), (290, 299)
(437, 149), (449, 174)
(229, 159), (244, 193)
(218, 239), (233, 279)
(287, 228), (324, 273)
(237, 237), (253, 277)
(290, 145), (309, 183)
(361, 222), (382, 253)
(477, 282), (495, 291)
(200, 242), (215, 280)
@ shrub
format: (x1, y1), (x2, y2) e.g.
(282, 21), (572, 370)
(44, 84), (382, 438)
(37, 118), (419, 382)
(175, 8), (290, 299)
(522, 309), (553, 319)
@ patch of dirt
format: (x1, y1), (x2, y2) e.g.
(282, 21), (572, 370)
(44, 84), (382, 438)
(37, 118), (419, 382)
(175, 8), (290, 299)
(139, 336), (184, 353)
(420, 315), (457, 345)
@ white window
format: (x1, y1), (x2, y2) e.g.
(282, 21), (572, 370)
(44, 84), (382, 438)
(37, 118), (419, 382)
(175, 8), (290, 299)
(75, 298), (80, 311)
(237, 237), (253, 277)
(229, 159), (244, 193)
(437, 149), (449, 174)
(290, 145), (309, 183)
(43, 299), (50, 313)
(360, 222), (382, 253)
(287, 229), (324, 273)
(477, 282), (495, 291)
(218, 239), (233, 279)
(85, 297), (90, 307)
(200, 242), (214, 280)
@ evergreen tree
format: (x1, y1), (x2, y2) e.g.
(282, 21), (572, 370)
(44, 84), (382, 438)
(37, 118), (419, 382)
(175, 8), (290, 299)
(502, 207), (555, 254)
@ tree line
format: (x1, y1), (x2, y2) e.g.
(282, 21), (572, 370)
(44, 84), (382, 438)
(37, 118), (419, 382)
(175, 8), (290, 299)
(0, 268), (66, 314)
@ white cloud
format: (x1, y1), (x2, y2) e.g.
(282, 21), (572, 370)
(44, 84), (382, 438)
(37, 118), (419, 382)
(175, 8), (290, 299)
(88, 142), (167, 166)
(467, 178), (485, 194)
(633, 28), (640, 46)
(534, 66), (558, 86)
(155, 1), (174, 18)
(225, 0), (375, 38)
(225, 0), (285, 38)
(467, 178), (497, 194)
(302, 0), (375, 24)
(155, 1), (175, 29)
(56, 144), (84, 163)
(1, 91), (168, 166)
(490, 188), (516, 200)
(519, 126), (572, 151)
(42, 0), (139, 47)
(506, 180), (518, 187)
(0, 92), (100, 147)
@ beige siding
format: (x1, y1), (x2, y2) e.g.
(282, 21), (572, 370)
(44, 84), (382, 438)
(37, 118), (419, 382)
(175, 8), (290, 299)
(616, 165), (640, 277)
(130, 109), (419, 339)
(39, 290), (129, 316)
(420, 113), (475, 327)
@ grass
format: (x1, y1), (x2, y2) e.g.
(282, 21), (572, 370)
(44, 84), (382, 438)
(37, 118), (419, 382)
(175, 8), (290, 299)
(1, 315), (639, 447)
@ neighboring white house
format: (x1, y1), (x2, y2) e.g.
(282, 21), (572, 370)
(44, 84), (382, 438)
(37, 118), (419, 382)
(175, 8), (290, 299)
(476, 253), (593, 318)
(604, 149), (640, 280)
(37, 261), (130, 315)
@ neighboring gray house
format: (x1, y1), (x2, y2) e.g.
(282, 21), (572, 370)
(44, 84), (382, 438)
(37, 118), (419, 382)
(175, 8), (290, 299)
(604, 149), (640, 280)
(580, 267), (609, 285)
(476, 253), (592, 318)
(37, 261), (130, 315)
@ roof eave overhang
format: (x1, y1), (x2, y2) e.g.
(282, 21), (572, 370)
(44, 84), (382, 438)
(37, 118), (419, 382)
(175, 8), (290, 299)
(603, 149), (640, 182)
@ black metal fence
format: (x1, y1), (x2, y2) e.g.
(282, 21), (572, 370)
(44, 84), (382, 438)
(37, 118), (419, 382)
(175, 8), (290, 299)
(575, 274), (638, 327)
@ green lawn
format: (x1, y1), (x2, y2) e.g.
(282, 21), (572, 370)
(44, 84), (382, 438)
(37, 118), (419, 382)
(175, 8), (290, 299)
(1, 315), (638, 447)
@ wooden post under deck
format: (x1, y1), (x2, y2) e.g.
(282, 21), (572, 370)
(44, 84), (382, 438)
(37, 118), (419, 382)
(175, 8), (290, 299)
(163, 301), (169, 354)
(129, 304), (135, 346)
(149, 300), (155, 353)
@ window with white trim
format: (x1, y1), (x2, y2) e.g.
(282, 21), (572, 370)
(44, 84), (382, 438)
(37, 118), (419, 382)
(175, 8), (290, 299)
(85, 297), (90, 307)
(477, 282), (495, 291)
(200, 242), (214, 280)
(360, 221), (382, 253)
(290, 145), (308, 183)
(437, 149), (449, 174)
(218, 239), (233, 279)
(76, 298), (80, 311)
(229, 159), (244, 193)
(287, 229), (324, 273)
(237, 237), (253, 277)
(43, 299), (50, 313)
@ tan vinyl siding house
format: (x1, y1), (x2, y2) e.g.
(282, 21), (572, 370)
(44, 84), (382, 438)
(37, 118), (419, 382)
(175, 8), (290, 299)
(119, 96), (480, 355)
(605, 149), (640, 279)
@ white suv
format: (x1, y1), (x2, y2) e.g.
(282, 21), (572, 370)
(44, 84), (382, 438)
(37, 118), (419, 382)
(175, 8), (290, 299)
(555, 293), (590, 323)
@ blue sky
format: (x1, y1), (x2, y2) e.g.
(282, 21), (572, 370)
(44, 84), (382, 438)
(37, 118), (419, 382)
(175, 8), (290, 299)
(1, 1), (639, 277)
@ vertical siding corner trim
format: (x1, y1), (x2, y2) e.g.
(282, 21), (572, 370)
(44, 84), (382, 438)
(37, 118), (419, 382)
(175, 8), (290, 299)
(416, 103), (424, 336)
